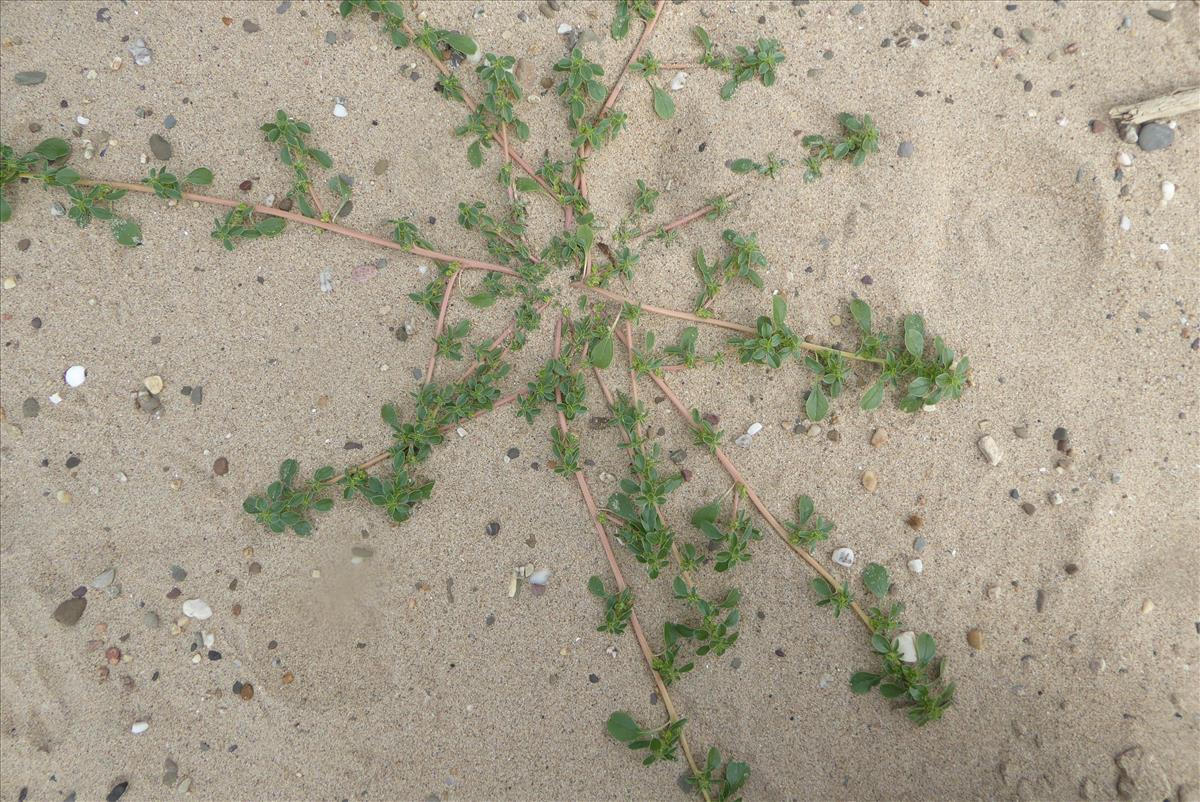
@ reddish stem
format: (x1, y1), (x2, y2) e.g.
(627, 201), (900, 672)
(613, 328), (873, 629)
(425, 270), (460, 385)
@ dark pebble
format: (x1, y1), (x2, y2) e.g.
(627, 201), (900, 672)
(249, 562), (262, 574)
(861, 275), (874, 285)
(53, 597), (86, 626)
(106, 782), (128, 802)
(774, 648), (786, 657)
(148, 134), (172, 161)
(344, 441), (363, 450)
(238, 179), (253, 191)
(1147, 8), (1172, 22)
(14, 71), (47, 86)
(669, 449), (687, 464)
(277, 197), (293, 211)
(1020, 502), (1036, 515)
(588, 673), (599, 683)
(17, 238), (31, 251)
(208, 650), (222, 660)
(1035, 589), (1045, 612)
(1009, 489), (1020, 500)
(485, 521), (500, 537)
(731, 657), (742, 669)
(1052, 426), (1069, 441)
(22, 397), (39, 417)
(233, 680), (243, 693)
(993, 27), (1005, 38)
(166, 587), (181, 599)
(31, 316), (42, 329)
(66, 455), (80, 469)
(213, 456), (229, 476)
(164, 114), (176, 129)
(1137, 122), (1174, 152)
(71, 586), (87, 597)
(190, 386), (203, 405)
(242, 19), (261, 32)
(506, 447), (520, 459)
(1064, 563), (1079, 575)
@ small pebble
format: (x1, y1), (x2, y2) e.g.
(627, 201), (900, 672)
(148, 134), (172, 160)
(1137, 122), (1174, 151)
(832, 547), (855, 567)
(907, 558), (924, 574)
(977, 435), (1003, 465)
(242, 19), (261, 33)
(14, 71), (47, 86)
(131, 722), (149, 735)
(182, 598), (212, 620)
(966, 628), (983, 649)
(861, 470), (878, 492)
(53, 597), (86, 626)
(65, 365), (87, 387)
(333, 102), (348, 118)
(897, 141), (914, 158)
(213, 457), (229, 476)
(870, 428), (888, 447)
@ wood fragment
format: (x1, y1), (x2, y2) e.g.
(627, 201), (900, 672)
(1108, 86), (1199, 126)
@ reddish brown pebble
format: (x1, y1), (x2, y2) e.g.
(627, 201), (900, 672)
(906, 514), (925, 530)
(1064, 42), (1079, 54)
(267, 640), (277, 650)
(238, 179), (253, 191)
(281, 671), (294, 684)
(166, 587), (181, 599)
(277, 197), (293, 212)
(98, 666), (109, 680)
(248, 562), (262, 575)
(1090, 120), (1107, 134)
(85, 639), (104, 651)
(231, 603), (241, 616)
(213, 457), (229, 476)
(17, 238), (31, 251)
(680, 468), (693, 482)
(240, 683), (254, 700)
(221, 15), (232, 25)
(105, 646), (122, 665)
(1064, 563), (1079, 575)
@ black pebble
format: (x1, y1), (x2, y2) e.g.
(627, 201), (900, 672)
(1052, 426), (1069, 441)
(485, 521), (500, 537)
(66, 456), (81, 468)
(506, 447), (520, 459)
(588, 673), (599, 683)
(106, 782), (129, 802)
(208, 650), (222, 660)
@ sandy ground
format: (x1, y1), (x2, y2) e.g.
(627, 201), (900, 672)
(1, 0), (1198, 800)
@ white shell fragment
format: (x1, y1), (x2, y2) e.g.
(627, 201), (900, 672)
(1119, 215), (1131, 231)
(907, 558), (924, 574)
(1161, 181), (1175, 206)
(64, 366), (87, 387)
(832, 548), (855, 567)
(670, 71), (688, 91)
(181, 598), (212, 620)
(1116, 151), (1132, 167)
(319, 267), (334, 293)
(333, 102), (348, 118)
(91, 568), (116, 589)
(895, 631), (917, 663)
(528, 569), (551, 586)
(556, 23), (573, 34)
(734, 422), (763, 448)
(131, 722), (149, 735)
(977, 435), (1003, 466)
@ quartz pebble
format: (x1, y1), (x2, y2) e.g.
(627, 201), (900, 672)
(1160, 181), (1175, 205)
(977, 435), (1003, 465)
(670, 71), (688, 91)
(734, 422), (763, 447)
(832, 547), (855, 567)
(895, 631), (917, 663)
(143, 375), (163, 395)
(907, 558), (924, 574)
(65, 365), (87, 387)
(131, 722), (149, 735)
(333, 102), (348, 118)
(182, 598), (212, 620)
(861, 471), (878, 492)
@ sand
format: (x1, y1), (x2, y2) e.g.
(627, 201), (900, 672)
(1, 0), (1198, 800)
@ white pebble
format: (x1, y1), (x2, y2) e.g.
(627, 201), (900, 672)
(670, 71), (688, 91)
(907, 558), (924, 574)
(1160, 181), (1175, 205)
(895, 631), (917, 663)
(64, 365), (87, 387)
(977, 435), (1003, 466)
(456, 427), (467, 438)
(333, 103), (348, 118)
(745, 422), (763, 437)
(528, 569), (551, 586)
(49, 393), (63, 405)
(181, 598), (212, 620)
(1116, 151), (1132, 167)
(832, 547), (855, 567)
(556, 23), (573, 34)
(1119, 215), (1131, 231)
(131, 722), (149, 735)
(319, 267), (334, 292)
(1056, 115), (1069, 127)
(76, 115), (90, 126)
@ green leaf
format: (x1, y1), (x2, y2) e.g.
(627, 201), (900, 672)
(903, 314), (925, 357)
(862, 562), (890, 599)
(729, 158), (756, 174)
(255, 217), (285, 236)
(112, 219), (142, 247)
(0, 196), (11, 223)
(797, 494), (814, 524)
(590, 334), (614, 369)
(916, 633), (936, 666)
(465, 292), (496, 308)
(606, 711), (642, 743)
(587, 575), (606, 597)
(850, 298), (872, 331)
(651, 86), (675, 120)
(860, 380), (885, 411)
(467, 140), (483, 168)
(440, 31), (477, 57)
(183, 167), (214, 186)
(850, 671), (882, 694)
(514, 176), (541, 193)
(309, 148), (334, 169)
(879, 682), (906, 699)
(34, 138), (70, 161)
(805, 385), (829, 421)
(691, 500), (721, 528)
(725, 761), (750, 791)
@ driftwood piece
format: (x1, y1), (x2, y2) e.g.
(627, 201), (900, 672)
(1109, 86), (1200, 126)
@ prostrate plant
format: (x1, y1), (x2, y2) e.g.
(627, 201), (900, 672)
(0, 2), (974, 797)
